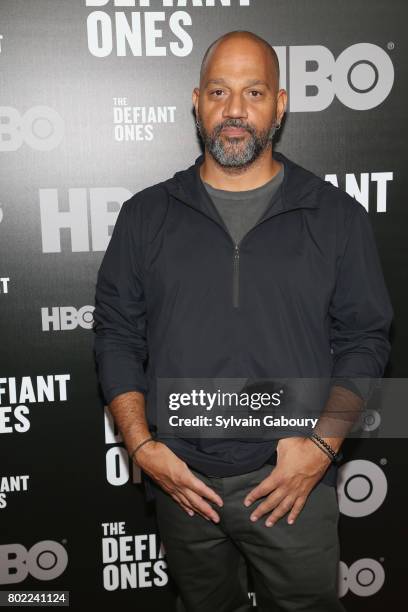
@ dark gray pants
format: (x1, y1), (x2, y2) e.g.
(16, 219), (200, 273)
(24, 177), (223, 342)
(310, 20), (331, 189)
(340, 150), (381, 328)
(152, 463), (347, 612)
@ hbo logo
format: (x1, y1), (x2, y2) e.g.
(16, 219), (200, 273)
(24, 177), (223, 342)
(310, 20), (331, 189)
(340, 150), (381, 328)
(285, 43), (394, 111)
(339, 559), (385, 598)
(41, 306), (95, 331)
(0, 106), (64, 151)
(337, 459), (388, 517)
(0, 540), (68, 584)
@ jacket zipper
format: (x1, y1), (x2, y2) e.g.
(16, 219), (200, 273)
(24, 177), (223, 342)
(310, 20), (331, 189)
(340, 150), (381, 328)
(233, 244), (240, 308)
(229, 199), (295, 309)
(194, 183), (291, 309)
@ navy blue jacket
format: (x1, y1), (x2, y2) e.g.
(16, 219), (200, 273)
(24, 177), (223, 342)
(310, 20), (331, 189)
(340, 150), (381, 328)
(93, 151), (393, 493)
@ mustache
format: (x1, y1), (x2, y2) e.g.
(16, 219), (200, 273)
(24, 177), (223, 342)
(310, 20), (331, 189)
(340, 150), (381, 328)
(214, 119), (255, 136)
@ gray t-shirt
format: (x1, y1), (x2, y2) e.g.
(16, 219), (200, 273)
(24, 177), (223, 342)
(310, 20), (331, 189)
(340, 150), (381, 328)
(202, 165), (284, 245)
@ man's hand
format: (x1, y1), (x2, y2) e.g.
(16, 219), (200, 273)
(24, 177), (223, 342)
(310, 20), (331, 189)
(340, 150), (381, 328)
(136, 440), (224, 522)
(243, 437), (333, 527)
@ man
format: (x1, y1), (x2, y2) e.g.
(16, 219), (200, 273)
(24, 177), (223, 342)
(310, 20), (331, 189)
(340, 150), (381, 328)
(93, 31), (393, 612)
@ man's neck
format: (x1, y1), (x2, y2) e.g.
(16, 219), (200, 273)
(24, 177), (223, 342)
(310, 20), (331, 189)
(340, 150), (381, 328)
(199, 147), (282, 191)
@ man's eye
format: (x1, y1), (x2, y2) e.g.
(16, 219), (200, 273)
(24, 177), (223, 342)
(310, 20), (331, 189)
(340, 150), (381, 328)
(250, 90), (262, 97)
(210, 90), (224, 96)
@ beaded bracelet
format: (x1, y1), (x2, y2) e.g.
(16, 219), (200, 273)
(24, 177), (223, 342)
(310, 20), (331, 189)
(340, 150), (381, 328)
(308, 435), (333, 461)
(309, 432), (342, 464)
(129, 436), (155, 462)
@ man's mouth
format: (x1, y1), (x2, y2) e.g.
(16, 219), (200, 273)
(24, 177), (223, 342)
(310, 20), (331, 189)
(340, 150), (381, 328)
(221, 126), (249, 137)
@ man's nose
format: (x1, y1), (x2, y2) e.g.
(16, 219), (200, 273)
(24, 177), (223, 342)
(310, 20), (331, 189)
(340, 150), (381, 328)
(222, 92), (248, 119)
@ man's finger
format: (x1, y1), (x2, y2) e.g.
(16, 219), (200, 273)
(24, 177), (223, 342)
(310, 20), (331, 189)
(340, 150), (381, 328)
(264, 497), (296, 527)
(249, 488), (287, 521)
(172, 495), (195, 517)
(188, 473), (224, 508)
(286, 495), (307, 525)
(243, 473), (278, 506)
(184, 488), (221, 523)
(176, 490), (217, 522)
(171, 491), (209, 520)
(175, 490), (196, 516)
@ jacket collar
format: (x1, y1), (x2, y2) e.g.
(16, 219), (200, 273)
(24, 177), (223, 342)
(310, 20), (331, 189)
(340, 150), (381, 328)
(163, 150), (322, 225)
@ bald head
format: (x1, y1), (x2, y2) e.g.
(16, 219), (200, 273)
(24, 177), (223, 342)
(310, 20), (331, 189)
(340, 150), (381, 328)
(199, 30), (280, 92)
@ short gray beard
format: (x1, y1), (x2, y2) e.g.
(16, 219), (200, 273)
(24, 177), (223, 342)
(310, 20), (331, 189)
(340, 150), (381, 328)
(196, 116), (279, 169)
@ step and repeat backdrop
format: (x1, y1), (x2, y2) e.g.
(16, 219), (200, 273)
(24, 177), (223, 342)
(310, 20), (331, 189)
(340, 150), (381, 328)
(1, 1), (406, 610)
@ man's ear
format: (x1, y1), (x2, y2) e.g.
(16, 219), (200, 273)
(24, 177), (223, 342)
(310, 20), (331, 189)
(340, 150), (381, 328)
(276, 89), (288, 125)
(192, 87), (200, 115)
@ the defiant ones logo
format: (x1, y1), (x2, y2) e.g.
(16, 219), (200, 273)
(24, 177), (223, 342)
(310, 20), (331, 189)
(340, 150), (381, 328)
(85, 0), (251, 58)
(0, 375), (70, 435)
(0, 475), (30, 510)
(113, 98), (176, 142)
(101, 523), (167, 591)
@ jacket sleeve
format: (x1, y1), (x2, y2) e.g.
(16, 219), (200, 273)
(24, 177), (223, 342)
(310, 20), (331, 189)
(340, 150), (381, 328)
(92, 197), (149, 404)
(329, 201), (393, 401)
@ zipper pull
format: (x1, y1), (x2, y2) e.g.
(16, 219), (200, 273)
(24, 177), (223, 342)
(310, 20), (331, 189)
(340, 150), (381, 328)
(233, 244), (240, 308)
